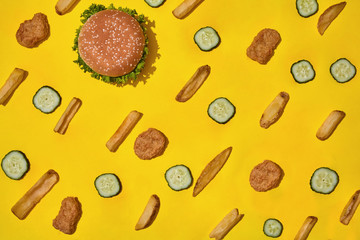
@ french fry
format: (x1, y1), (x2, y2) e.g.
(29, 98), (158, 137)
(209, 208), (244, 240)
(0, 68), (27, 106)
(294, 216), (318, 240)
(172, 0), (205, 19)
(340, 190), (360, 225)
(316, 110), (345, 141)
(135, 194), (160, 230)
(317, 2), (346, 35)
(176, 65), (210, 102)
(260, 92), (289, 129)
(106, 111), (143, 152)
(55, 0), (80, 15)
(54, 97), (82, 134)
(11, 170), (59, 220)
(193, 147), (232, 197)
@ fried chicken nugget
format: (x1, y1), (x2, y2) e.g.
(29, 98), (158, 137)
(16, 13), (50, 48)
(246, 28), (281, 64)
(134, 128), (168, 160)
(53, 197), (82, 235)
(249, 160), (284, 192)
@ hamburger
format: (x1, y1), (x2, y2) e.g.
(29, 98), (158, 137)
(73, 4), (148, 84)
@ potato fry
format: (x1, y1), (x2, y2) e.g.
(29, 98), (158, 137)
(193, 147), (232, 197)
(209, 208), (244, 240)
(11, 170), (59, 220)
(54, 97), (82, 134)
(260, 92), (289, 129)
(294, 216), (318, 240)
(176, 65), (210, 102)
(0, 68), (27, 106)
(316, 110), (345, 141)
(55, 0), (80, 15)
(172, 0), (205, 19)
(317, 2), (346, 35)
(106, 111), (143, 152)
(135, 194), (160, 230)
(340, 190), (360, 225)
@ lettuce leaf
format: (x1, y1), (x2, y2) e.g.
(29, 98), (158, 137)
(72, 4), (149, 85)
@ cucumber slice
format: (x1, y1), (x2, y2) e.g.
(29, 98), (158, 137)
(33, 86), (61, 114)
(165, 165), (193, 191)
(194, 27), (220, 51)
(291, 60), (315, 83)
(208, 97), (236, 124)
(310, 167), (339, 194)
(94, 173), (122, 198)
(330, 58), (357, 83)
(1, 150), (29, 180)
(263, 218), (283, 238)
(145, 0), (165, 7)
(296, 0), (319, 17)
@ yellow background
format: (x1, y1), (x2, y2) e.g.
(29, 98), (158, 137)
(1, 0), (360, 239)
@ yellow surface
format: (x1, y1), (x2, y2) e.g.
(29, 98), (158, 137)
(1, 0), (360, 239)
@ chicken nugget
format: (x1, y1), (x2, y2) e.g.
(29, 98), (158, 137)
(246, 28), (281, 64)
(134, 128), (168, 160)
(53, 197), (82, 235)
(16, 13), (50, 48)
(249, 160), (284, 192)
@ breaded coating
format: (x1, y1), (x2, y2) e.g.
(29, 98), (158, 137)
(249, 160), (284, 192)
(246, 28), (281, 64)
(16, 13), (50, 48)
(134, 128), (168, 160)
(53, 197), (82, 235)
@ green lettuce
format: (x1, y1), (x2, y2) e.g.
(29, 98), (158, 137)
(72, 4), (149, 85)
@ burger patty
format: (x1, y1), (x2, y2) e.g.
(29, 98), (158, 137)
(134, 128), (168, 160)
(246, 28), (281, 64)
(16, 13), (50, 48)
(249, 160), (284, 192)
(78, 9), (145, 77)
(53, 197), (82, 235)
